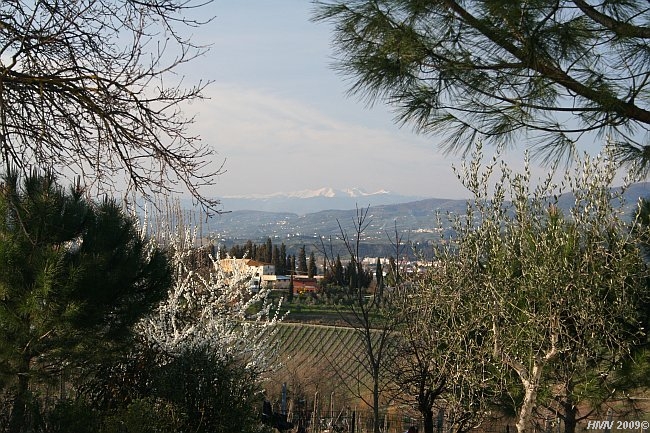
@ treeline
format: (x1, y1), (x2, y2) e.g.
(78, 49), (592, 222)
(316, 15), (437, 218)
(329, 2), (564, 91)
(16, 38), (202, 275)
(320, 254), (374, 289)
(224, 239), (378, 288)
(224, 239), (318, 277)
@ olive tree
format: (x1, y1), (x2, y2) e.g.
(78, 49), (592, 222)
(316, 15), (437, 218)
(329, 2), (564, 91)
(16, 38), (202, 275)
(419, 148), (649, 433)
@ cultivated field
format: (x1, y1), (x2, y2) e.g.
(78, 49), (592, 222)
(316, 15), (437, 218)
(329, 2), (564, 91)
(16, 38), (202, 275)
(262, 321), (388, 413)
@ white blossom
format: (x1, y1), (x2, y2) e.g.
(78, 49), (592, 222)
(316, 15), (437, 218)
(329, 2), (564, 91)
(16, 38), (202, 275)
(134, 203), (284, 375)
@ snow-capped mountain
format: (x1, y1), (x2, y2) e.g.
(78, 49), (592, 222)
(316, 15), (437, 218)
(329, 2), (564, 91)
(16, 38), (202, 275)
(223, 187), (391, 200)
(341, 188), (391, 198)
(218, 187), (423, 214)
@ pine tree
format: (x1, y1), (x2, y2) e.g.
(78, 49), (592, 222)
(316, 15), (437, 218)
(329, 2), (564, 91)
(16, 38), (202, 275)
(314, 0), (650, 171)
(0, 172), (171, 432)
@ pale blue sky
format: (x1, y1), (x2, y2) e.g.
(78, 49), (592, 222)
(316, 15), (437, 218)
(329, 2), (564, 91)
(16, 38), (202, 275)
(178, 1), (566, 200)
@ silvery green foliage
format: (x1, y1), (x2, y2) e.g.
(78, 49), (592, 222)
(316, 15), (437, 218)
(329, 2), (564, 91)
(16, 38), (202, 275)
(135, 206), (284, 374)
(431, 145), (649, 433)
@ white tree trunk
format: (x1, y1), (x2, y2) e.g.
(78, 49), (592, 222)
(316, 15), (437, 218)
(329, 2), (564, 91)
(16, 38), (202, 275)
(515, 363), (544, 433)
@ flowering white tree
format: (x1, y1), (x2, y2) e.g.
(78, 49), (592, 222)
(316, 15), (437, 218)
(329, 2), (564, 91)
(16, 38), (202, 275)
(135, 204), (285, 374)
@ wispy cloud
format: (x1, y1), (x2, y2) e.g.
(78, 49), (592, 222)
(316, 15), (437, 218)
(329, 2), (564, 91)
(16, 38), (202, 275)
(189, 84), (467, 198)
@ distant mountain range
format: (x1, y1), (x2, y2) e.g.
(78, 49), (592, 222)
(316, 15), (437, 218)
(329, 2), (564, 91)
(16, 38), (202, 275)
(224, 187), (392, 199)
(207, 196), (468, 241)
(217, 187), (426, 215)
(199, 182), (650, 257)
(203, 195), (468, 258)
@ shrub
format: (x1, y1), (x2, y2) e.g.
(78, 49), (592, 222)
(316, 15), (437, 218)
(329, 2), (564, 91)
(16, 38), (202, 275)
(47, 398), (99, 433)
(101, 398), (183, 433)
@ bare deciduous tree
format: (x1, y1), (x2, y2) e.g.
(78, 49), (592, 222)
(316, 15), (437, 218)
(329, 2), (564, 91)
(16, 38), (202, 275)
(320, 207), (402, 433)
(390, 276), (498, 433)
(0, 0), (221, 212)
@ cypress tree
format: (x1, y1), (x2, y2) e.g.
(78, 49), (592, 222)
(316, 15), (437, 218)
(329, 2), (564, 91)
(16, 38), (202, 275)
(308, 251), (317, 278)
(265, 237), (273, 263)
(279, 243), (287, 275)
(334, 255), (344, 286)
(245, 240), (254, 258)
(272, 245), (281, 275)
(297, 246), (308, 275)
(375, 258), (384, 302)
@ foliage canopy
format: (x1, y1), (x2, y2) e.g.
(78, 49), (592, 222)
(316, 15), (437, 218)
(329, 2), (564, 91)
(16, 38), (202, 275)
(313, 0), (650, 168)
(420, 149), (650, 433)
(0, 171), (171, 432)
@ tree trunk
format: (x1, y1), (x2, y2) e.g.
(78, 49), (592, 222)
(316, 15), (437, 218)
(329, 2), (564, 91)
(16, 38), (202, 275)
(418, 386), (442, 433)
(373, 379), (381, 433)
(564, 405), (577, 433)
(516, 384), (537, 433)
(515, 363), (544, 433)
(562, 382), (577, 433)
(9, 354), (32, 433)
(422, 407), (435, 433)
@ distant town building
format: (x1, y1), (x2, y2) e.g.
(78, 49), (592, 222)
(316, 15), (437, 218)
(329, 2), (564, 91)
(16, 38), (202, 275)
(292, 277), (319, 294)
(219, 258), (275, 292)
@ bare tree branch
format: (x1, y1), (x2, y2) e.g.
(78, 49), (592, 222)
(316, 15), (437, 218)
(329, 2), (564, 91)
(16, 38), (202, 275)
(0, 0), (222, 214)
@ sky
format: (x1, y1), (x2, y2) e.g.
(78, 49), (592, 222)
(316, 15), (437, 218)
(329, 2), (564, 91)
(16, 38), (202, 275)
(177, 0), (577, 202)
(174, 0), (471, 201)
